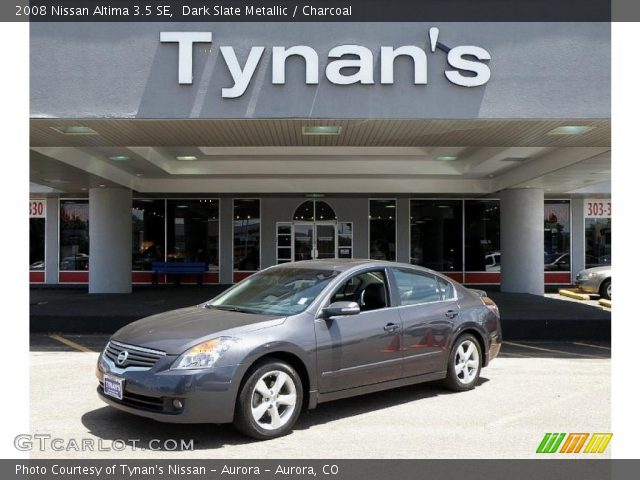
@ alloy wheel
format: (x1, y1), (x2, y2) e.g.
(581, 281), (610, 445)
(250, 370), (297, 430)
(454, 340), (480, 385)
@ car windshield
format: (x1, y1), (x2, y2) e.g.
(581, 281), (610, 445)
(205, 267), (340, 316)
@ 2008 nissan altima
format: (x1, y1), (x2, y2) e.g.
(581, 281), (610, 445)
(96, 259), (501, 439)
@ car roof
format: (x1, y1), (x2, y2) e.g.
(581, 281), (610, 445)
(273, 259), (446, 276)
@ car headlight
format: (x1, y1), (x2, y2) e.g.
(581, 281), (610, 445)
(172, 337), (237, 370)
(588, 272), (598, 278)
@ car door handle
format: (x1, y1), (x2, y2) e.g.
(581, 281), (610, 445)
(445, 310), (458, 319)
(384, 323), (400, 333)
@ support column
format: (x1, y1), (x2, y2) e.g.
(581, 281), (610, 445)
(89, 187), (132, 293)
(500, 188), (544, 295)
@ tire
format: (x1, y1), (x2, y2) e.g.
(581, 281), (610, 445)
(600, 279), (611, 300)
(233, 360), (303, 440)
(443, 334), (482, 392)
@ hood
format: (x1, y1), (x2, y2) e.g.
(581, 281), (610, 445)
(111, 305), (283, 354)
(582, 266), (611, 275)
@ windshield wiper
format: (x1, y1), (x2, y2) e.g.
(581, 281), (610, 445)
(204, 304), (256, 314)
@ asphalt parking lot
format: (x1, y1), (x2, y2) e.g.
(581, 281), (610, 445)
(29, 335), (610, 459)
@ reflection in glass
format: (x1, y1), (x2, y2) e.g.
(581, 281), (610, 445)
(59, 200), (89, 271)
(167, 199), (219, 271)
(465, 200), (500, 272)
(234, 199), (260, 271)
(132, 199), (165, 270)
(369, 199), (396, 261)
(30, 218), (46, 270)
(410, 200), (462, 271)
(544, 201), (571, 271)
(585, 218), (611, 267)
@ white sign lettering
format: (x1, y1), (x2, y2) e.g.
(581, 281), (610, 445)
(160, 30), (492, 98)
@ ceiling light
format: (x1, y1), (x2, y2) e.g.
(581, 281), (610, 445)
(50, 126), (98, 135)
(500, 157), (529, 162)
(547, 126), (593, 135)
(109, 155), (130, 161)
(135, 173), (143, 177)
(42, 178), (70, 184)
(302, 126), (341, 136)
(436, 156), (457, 161)
(177, 205), (189, 209)
(176, 156), (198, 161)
(385, 204), (396, 209)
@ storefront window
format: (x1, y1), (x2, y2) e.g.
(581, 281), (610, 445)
(132, 199), (165, 271)
(338, 222), (353, 259)
(465, 200), (500, 272)
(29, 218), (45, 270)
(59, 200), (89, 271)
(410, 200), (462, 271)
(234, 199), (260, 271)
(544, 200), (571, 271)
(166, 199), (219, 271)
(369, 199), (396, 261)
(585, 218), (611, 268)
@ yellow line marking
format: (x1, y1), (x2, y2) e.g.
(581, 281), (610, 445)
(503, 341), (605, 359)
(49, 335), (93, 353)
(573, 342), (611, 351)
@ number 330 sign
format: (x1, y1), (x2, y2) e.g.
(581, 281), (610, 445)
(584, 199), (611, 218)
(29, 199), (46, 218)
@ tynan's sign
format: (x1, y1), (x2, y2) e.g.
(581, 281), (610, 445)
(160, 28), (491, 98)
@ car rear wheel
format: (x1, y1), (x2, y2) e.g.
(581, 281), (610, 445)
(234, 360), (303, 440)
(443, 334), (482, 392)
(600, 279), (611, 300)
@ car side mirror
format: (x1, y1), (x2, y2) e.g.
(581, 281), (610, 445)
(323, 301), (360, 318)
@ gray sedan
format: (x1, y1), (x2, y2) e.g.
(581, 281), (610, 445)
(575, 266), (611, 300)
(96, 260), (502, 439)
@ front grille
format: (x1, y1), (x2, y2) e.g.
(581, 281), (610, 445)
(104, 340), (165, 369)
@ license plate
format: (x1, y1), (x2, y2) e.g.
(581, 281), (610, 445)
(103, 374), (124, 400)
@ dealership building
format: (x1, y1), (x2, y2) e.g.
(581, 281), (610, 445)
(28, 22), (611, 294)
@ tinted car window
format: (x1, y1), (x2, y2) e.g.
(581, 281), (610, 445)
(392, 269), (441, 305)
(331, 270), (388, 312)
(437, 277), (455, 300)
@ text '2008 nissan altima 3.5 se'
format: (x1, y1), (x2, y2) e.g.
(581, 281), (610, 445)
(96, 259), (501, 439)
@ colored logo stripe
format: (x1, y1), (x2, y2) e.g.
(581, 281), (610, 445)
(537, 433), (566, 453)
(583, 433), (613, 454)
(537, 433), (612, 454)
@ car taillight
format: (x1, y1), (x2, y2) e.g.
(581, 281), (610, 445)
(482, 296), (499, 316)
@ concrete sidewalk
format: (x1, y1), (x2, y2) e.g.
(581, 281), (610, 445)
(29, 286), (610, 341)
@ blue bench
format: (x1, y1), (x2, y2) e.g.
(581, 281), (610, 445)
(151, 261), (207, 285)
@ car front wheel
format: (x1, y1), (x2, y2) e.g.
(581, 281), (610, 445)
(443, 334), (482, 392)
(234, 360), (303, 440)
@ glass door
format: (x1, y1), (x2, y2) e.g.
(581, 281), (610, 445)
(315, 223), (337, 259)
(294, 223), (314, 261)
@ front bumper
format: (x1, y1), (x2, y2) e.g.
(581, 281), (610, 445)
(96, 354), (241, 424)
(575, 276), (600, 294)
